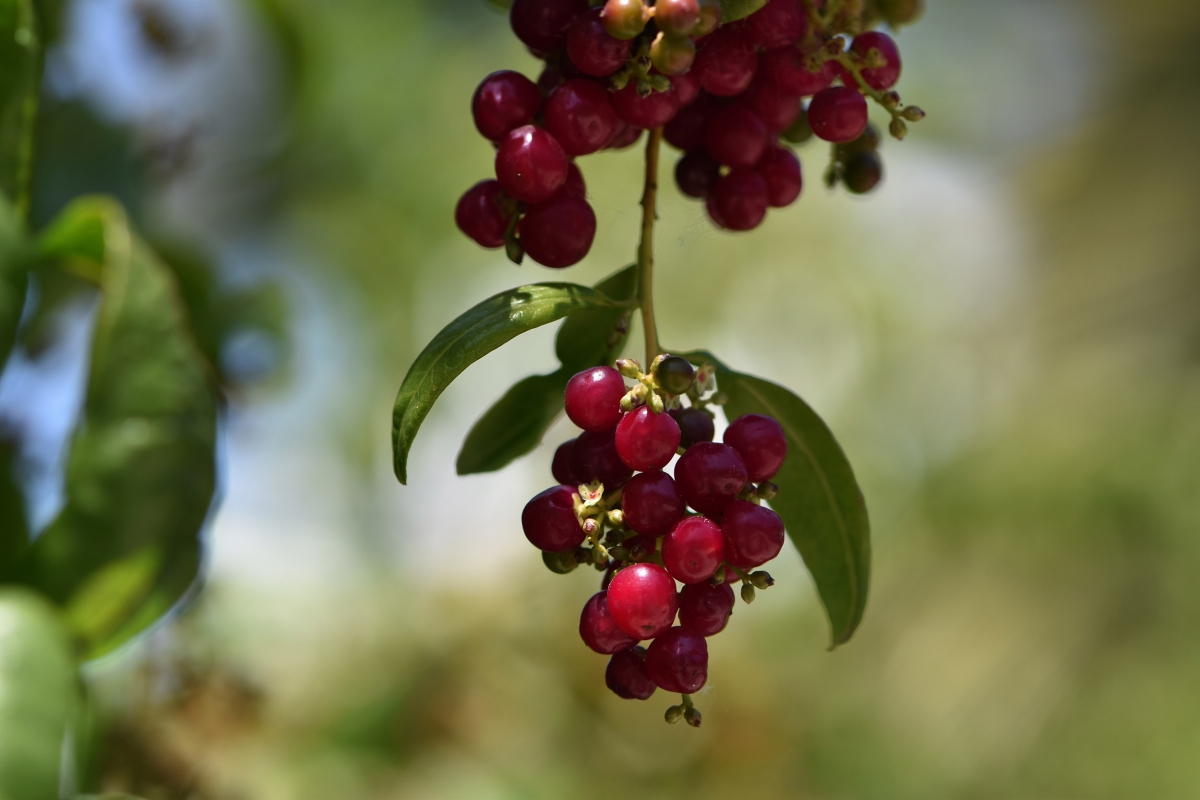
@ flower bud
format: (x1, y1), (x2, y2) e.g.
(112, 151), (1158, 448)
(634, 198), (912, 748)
(889, 117), (908, 140)
(616, 358), (643, 379)
(741, 583), (757, 604)
(755, 481), (778, 500)
(684, 707), (702, 727)
(881, 91), (901, 109)
(607, 508), (625, 526)
(665, 704), (685, 723)
(750, 571), (775, 590)
(902, 105), (926, 121)
(647, 391), (665, 414)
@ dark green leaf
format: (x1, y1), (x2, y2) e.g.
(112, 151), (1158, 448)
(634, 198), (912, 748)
(0, 437), (27, 581)
(392, 282), (628, 484)
(683, 350), (871, 647)
(0, 588), (76, 799)
(0, 0), (40, 215)
(0, 195), (27, 372)
(456, 369), (569, 476)
(719, 0), (767, 23)
(554, 264), (636, 371)
(17, 198), (217, 659)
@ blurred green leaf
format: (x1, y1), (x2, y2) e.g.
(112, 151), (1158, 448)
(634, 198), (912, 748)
(683, 350), (871, 647)
(393, 282), (631, 484)
(719, 0), (767, 23)
(0, 0), (39, 216)
(0, 587), (76, 800)
(0, 437), (27, 581)
(17, 198), (217, 659)
(554, 264), (635, 371)
(0, 195), (27, 372)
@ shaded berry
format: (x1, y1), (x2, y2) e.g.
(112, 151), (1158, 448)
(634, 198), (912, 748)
(850, 31), (902, 91)
(761, 47), (834, 97)
(743, 74), (802, 133)
(567, 8), (634, 77)
(808, 86), (868, 143)
(706, 168), (769, 231)
(722, 499), (785, 568)
(678, 581), (735, 636)
(644, 627), (708, 693)
(674, 441), (749, 516)
(723, 413), (787, 481)
(757, 144), (802, 208)
(519, 191), (597, 268)
(664, 99), (716, 152)
(606, 120), (643, 149)
(675, 151), (720, 198)
(843, 150), (883, 194)
(691, 27), (757, 96)
(741, 0), (806, 50)
(662, 515), (725, 584)
(611, 81), (681, 129)
(510, 0), (589, 53)
(571, 428), (634, 488)
(672, 407), (715, 448)
(705, 104), (769, 168)
(581, 591), (640, 653)
(522, 485), (585, 551)
(606, 645), (656, 699)
(552, 438), (581, 485)
(544, 79), (620, 156)
(455, 180), (512, 248)
(622, 471), (685, 536)
(472, 71), (543, 142)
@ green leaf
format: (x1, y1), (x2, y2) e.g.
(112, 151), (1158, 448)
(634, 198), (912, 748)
(455, 369), (569, 476)
(719, 0), (767, 23)
(0, 0), (40, 215)
(683, 350), (871, 647)
(0, 587), (76, 800)
(0, 195), (27, 372)
(17, 198), (217, 659)
(554, 264), (636, 371)
(392, 282), (628, 484)
(0, 437), (27, 581)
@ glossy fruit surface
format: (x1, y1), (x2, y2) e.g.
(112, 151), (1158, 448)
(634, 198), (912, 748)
(472, 71), (543, 141)
(721, 499), (785, 568)
(672, 407), (715, 447)
(615, 406), (681, 471)
(455, 180), (512, 248)
(552, 438), (581, 485)
(571, 428), (634, 488)
(567, 8), (633, 76)
(850, 31), (902, 90)
(600, 0), (647, 40)
(510, 0), (589, 53)
(723, 413), (787, 481)
(662, 515), (725, 583)
(611, 81), (681, 129)
(519, 191), (597, 268)
(705, 104), (769, 168)
(808, 86), (869, 143)
(622, 471), (686, 536)
(606, 645), (656, 699)
(580, 591), (640, 653)
(544, 79), (620, 156)
(521, 485), (585, 551)
(678, 581), (735, 636)
(607, 563), (679, 639)
(495, 125), (569, 203)
(565, 366), (626, 431)
(691, 27), (757, 96)
(706, 168), (769, 231)
(674, 442), (749, 516)
(644, 627), (708, 693)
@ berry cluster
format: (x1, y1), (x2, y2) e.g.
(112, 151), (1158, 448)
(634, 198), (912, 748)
(456, 0), (925, 258)
(523, 355), (788, 725)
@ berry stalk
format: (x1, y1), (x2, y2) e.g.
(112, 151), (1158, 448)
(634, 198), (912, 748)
(637, 126), (663, 363)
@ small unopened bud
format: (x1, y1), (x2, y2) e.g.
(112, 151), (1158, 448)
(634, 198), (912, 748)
(610, 68), (632, 91)
(665, 704), (684, 724)
(616, 358), (642, 378)
(902, 105), (926, 121)
(629, 544), (648, 561)
(684, 707), (702, 728)
(609, 545), (630, 562)
(741, 583), (757, 604)
(542, 550), (578, 574)
(593, 543), (609, 563)
(648, 74), (672, 93)
(620, 384), (646, 411)
(647, 392), (665, 414)
(505, 234), (524, 265)
(889, 117), (908, 140)
(583, 518), (600, 537)
(750, 571), (775, 590)
(755, 482), (778, 500)
(881, 91), (901, 109)
(607, 508), (625, 526)
(710, 569), (726, 586)
(710, 391), (728, 406)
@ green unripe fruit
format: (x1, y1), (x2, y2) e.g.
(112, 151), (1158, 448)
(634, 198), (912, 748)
(655, 355), (695, 394)
(692, 0), (721, 37)
(650, 32), (696, 76)
(781, 110), (813, 144)
(842, 150), (883, 194)
(601, 0), (647, 40)
(543, 549), (579, 574)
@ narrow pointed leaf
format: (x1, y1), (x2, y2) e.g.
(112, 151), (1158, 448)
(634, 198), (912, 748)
(455, 369), (569, 476)
(0, 0), (40, 214)
(0, 438), (27, 580)
(0, 195), (27, 372)
(719, 0), (767, 23)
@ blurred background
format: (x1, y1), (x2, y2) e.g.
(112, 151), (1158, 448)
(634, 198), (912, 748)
(2, 0), (1199, 796)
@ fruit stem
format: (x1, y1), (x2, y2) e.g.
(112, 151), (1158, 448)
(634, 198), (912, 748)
(637, 126), (663, 363)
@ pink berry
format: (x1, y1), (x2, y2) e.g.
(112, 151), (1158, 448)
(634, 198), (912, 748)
(580, 591), (640, 653)
(622, 471), (685, 536)
(472, 71), (543, 142)
(606, 645), (656, 700)
(808, 86), (868, 143)
(671, 407), (715, 447)
(567, 8), (633, 77)
(722, 499), (785, 568)
(674, 150), (720, 199)
(760, 47), (834, 97)
(706, 168), (769, 231)
(610, 81), (681, 129)
(455, 180), (512, 248)
(743, 73), (802, 132)
(673, 441), (748, 517)
(552, 438), (581, 485)
(644, 626), (708, 693)
(662, 515), (725, 583)
(655, 0), (700, 35)
(571, 429), (634, 488)
(565, 367), (626, 431)
(495, 125), (569, 203)
(544, 79), (620, 157)
(615, 406), (681, 471)
(607, 563), (679, 639)
(519, 190), (596, 268)
(691, 27), (757, 96)
(723, 413), (787, 481)
(678, 581), (735, 636)
(740, 0), (806, 49)
(704, 104), (769, 168)
(522, 485), (585, 551)
(757, 144), (802, 208)
(850, 31), (902, 91)
(510, 0), (589, 54)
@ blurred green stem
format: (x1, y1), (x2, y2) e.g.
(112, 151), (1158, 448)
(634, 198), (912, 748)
(637, 127), (662, 362)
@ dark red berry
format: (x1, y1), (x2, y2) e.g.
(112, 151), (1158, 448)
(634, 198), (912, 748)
(606, 645), (656, 700)
(760, 47), (834, 97)
(610, 81), (680, 129)
(495, 125), (569, 203)
(740, 0), (806, 49)
(472, 71), (543, 142)
(678, 581), (735, 636)
(580, 591), (640, 653)
(722, 499), (785, 568)
(704, 104), (769, 168)
(544, 79), (620, 157)
(455, 180), (512, 248)
(615, 406), (681, 471)
(670, 72), (701, 106)
(519, 190), (597, 268)
(510, 0), (589, 54)
(622, 471), (685, 536)
(671, 407), (715, 447)
(607, 563), (679, 639)
(691, 27), (757, 96)
(850, 31), (902, 91)
(552, 438), (581, 485)
(600, 0), (647, 40)
(655, 0), (700, 35)
(675, 151), (720, 198)
(571, 429), (634, 488)
(673, 441), (748, 516)
(522, 485), (585, 551)
(842, 150), (882, 194)
(706, 168), (769, 231)
(664, 99), (715, 152)
(565, 367), (626, 431)
(757, 144), (802, 208)
(606, 120), (643, 149)
(723, 413), (787, 481)
(742, 73), (802, 132)
(644, 627), (708, 693)
(662, 515), (725, 584)
(564, 160), (587, 197)
(567, 8), (633, 77)
(808, 86), (868, 143)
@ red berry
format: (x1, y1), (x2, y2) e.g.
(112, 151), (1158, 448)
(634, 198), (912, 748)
(704, 104), (769, 168)
(571, 429), (634, 488)
(644, 627), (708, 693)
(607, 563), (679, 639)
(706, 168), (769, 231)
(495, 125), (569, 203)
(565, 366), (626, 431)
(678, 581), (735, 636)
(662, 515), (725, 583)
(610, 81), (680, 129)
(670, 72), (701, 106)
(455, 180), (512, 248)
(724, 413), (787, 481)
(564, 160), (587, 197)
(522, 485), (585, 551)
(850, 31), (902, 91)
(664, 98), (715, 152)
(673, 441), (748, 516)
(544, 79), (619, 157)
(655, 0), (700, 35)
(614, 406), (681, 471)
(691, 27), (757, 96)
(606, 645), (656, 700)
(758, 144), (802, 208)
(740, 0), (806, 49)
(606, 120), (643, 149)
(808, 86), (868, 143)
(580, 591), (640, 653)
(552, 438), (581, 485)
(622, 471), (685, 536)
(519, 190), (597, 268)
(743, 73), (802, 132)
(472, 71), (543, 142)
(671, 407), (715, 447)
(722, 499), (785, 568)
(510, 0), (589, 54)
(567, 8), (633, 77)
(674, 150), (720, 198)
(760, 47), (834, 96)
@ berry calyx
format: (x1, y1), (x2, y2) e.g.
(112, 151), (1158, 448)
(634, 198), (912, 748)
(519, 190), (597, 268)
(674, 151), (720, 199)
(672, 407), (715, 448)
(544, 79), (620, 157)
(455, 180), (513, 249)
(721, 499), (785, 568)
(552, 438), (581, 485)
(654, 0), (701, 36)
(678, 581), (735, 636)
(704, 104), (769, 168)
(471, 70), (543, 142)
(606, 645), (656, 699)
(741, 0), (806, 50)
(580, 591), (640, 653)
(615, 405), (682, 471)
(607, 563), (680, 639)
(510, 0), (589, 53)
(495, 125), (569, 203)
(644, 627), (708, 693)
(706, 168), (769, 232)
(571, 428), (634, 488)
(723, 413), (787, 481)
(565, 366), (626, 431)
(522, 485), (586, 551)
(610, 80), (681, 129)
(807, 86), (869, 143)
(850, 31), (902, 91)
(673, 442), (749, 517)
(622, 471), (685, 536)
(757, 144), (802, 208)
(691, 27), (757, 97)
(662, 515), (725, 584)
(599, 0), (647, 41)
(567, 8), (634, 77)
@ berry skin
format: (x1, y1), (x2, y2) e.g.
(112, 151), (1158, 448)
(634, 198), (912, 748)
(455, 180), (513, 248)
(607, 563), (680, 639)
(606, 645), (656, 700)
(644, 627), (708, 693)
(519, 191), (597, 268)
(606, 120), (643, 150)
(722, 499), (785, 568)
(615, 406), (682, 471)
(571, 429), (634, 488)
(706, 168), (769, 232)
(472, 71), (543, 142)
(622, 471), (685, 536)
(672, 407), (715, 448)
(662, 515), (725, 584)
(655, 356), (695, 394)
(495, 125), (569, 203)
(510, 0), (589, 54)
(743, 74), (802, 133)
(704, 104), (769, 169)
(781, 107), (813, 143)
(842, 150), (883, 194)
(808, 86), (869, 143)
(691, 27), (757, 96)
(522, 485), (586, 551)
(552, 438), (581, 485)
(740, 0), (806, 50)
(675, 151), (720, 198)
(723, 413), (787, 481)
(565, 367), (626, 431)
(761, 47), (834, 97)
(850, 31), (902, 91)
(692, 0), (722, 37)
(600, 0), (647, 40)
(610, 81), (681, 129)
(563, 160), (587, 198)
(544, 79), (620, 157)
(655, 0), (700, 35)
(650, 32), (696, 76)
(757, 144), (802, 208)
(673, 441), (749, 517)
(581, 591), (640, 654)
(678, 581), (735, 636)
(664, 99), (716, 153)
(567, 9), (634, 77)
(670, 72), (701, 106)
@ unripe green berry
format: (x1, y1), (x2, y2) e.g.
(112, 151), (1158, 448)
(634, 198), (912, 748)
(655, 355), (695, 394)
(741, 583), (756, 604)
(542, 550), (579, 574)
(692, 0), (721, 36)
(601, 0), (648, 40)
(843, 150), (883, 194)
(749, 570), (775, 590)
(665, 704), (685, 723)
(902, 105), (926, 122)
(781, 110), (813, 144)
(684, 706), (702, 727)
(650, 32), (696, 76)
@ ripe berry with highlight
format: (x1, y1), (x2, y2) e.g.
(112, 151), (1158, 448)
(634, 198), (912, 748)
(600, 0), (647, 41)
(606, 645), (656, 699)
(472, 71), (543, 142)
(567, 8), (633, 77)
(607, 563), (680, 639)
(615, 406), (682, 471)
(495, 125), (569, 203)
(522, 485), (585, 551)
(808, 86), (869, 143)
(644, 627), (708, 693)
(723, 413), (787, 481)
(722, 499), (786, 568)
(581, 591), (640, 653)
(673, 442), (749, 516)
(678, 581), (735, 636)
(662, 515), (725, 584)
(622, 471), (685, 536)
(565, 367), (626, 432)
